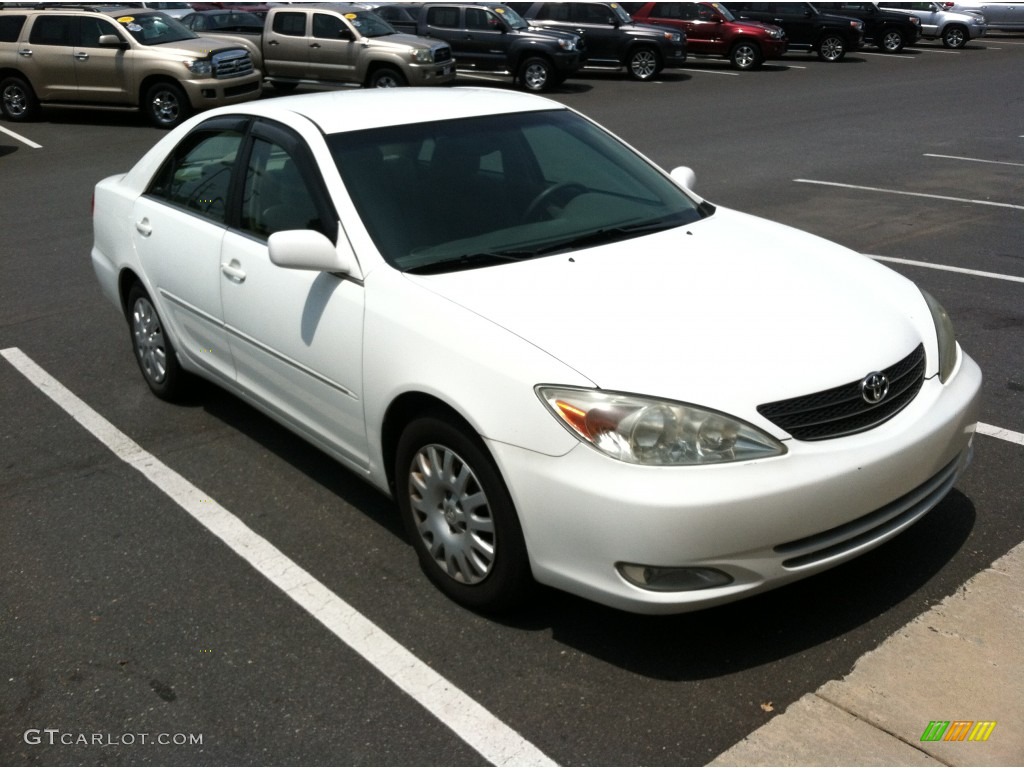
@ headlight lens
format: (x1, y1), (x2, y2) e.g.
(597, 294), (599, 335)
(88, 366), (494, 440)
(666, 32), (682, 43)
(558, 37), (577, 51)
(412, 48), (432, 63)
(921, 289), (959, 383)
(185, 59), (212, 76)
(537, 387), (786, 465)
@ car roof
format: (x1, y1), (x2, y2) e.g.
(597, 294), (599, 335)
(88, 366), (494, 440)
(210, 87), (565, 135)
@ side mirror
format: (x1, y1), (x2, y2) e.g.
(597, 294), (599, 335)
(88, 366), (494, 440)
(269, 229), (358, 276)
(670, 165), (697, 190)
(98, 34), (128, 48)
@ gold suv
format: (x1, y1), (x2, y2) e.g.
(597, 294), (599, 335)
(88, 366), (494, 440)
(0, 5), (262, 128)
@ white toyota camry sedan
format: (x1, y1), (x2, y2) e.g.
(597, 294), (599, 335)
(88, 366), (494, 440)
(91, 88), (982, 614)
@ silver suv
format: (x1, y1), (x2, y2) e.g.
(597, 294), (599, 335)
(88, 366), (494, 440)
(0, 6), (262, 128)
(877, 1), (987, 47)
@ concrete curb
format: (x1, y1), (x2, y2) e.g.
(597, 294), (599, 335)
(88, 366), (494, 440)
(709, 542), (1024, 766)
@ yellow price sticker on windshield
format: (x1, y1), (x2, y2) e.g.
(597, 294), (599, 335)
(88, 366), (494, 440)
(116, 16), (135, 22)
(345, 13), (358, 19)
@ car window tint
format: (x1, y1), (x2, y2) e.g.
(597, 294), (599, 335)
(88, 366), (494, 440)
(426, 6), (461, 27)
(0, 15), (27, 42)
(272, 11), (306, 36)
(29, 15), (74, 45)
(312, 13), (346, 38)
(78, 17), (121, 47)
(240, 137), (326, 240)
(536, 3), (572, 21)
(146, 129), (244, 224)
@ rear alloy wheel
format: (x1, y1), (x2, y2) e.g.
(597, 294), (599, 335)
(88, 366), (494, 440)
(730, 41), (763, 70)
(880, 28), (905, 53)
(817, 34), (847, 62)
(0, 76), (40, 122)
(627, 46), (660, 80)
(519, 57), (553, 92)
(396, 414), (532, 612)
(144, 81), (191, 129)
(367, 66), (407, 88)
(126, 283), (186, 400)
(942, 25), (967, 48)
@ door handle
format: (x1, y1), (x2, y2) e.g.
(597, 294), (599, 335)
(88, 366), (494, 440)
(310, 42), (321, 48)
(75, 52), (89, 61)
(134, 219), (152, 237)
(220, 261), (247, 282)
(17, 48), (32, 57)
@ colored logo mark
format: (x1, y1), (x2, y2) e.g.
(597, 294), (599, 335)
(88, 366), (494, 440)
(921, 721), (997, 742)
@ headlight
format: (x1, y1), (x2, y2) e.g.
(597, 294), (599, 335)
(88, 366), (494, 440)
(558, 37), (577, 51)
(185, 59), (212, 76)
(921, 289), (959, 383)
(411, 48), (433, 63)
(537, 387), (786, 466)
(666, 32), (682, 43)
(852, 20), (864, 30)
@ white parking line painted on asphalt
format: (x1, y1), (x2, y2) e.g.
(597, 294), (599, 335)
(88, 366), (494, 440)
(870, 255), (1024, 284)
(681, 67), (740, 76)
(0, 124), (42, 149)
(0, 346), (558, 768)
(977, 423), (1024, 446)
(924, 153), (1024, 168)
(795, 178), (1024, 211)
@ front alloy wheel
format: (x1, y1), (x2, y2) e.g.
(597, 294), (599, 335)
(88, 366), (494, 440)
(628, 47), (660, 80)
(880, 28), (905, 53)
(730, 41), (763, 70)
(817, 34), (846, 62)
(396, 414), (532, 612)
(519, 57), (553, 92)
(942, 25), (967, 48)
(144, 82), (191, 129)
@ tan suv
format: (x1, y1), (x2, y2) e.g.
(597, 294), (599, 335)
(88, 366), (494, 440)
(0, 6), (262, 128)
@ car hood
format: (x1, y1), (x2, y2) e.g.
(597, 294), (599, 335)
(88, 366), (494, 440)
(405, 208), (930, 418)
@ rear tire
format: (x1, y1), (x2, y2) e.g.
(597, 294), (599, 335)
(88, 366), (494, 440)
(126, 283), (187, 400)
(0, 76), (40, 122)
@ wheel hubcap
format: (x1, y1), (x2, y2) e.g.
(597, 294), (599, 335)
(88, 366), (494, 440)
(132, 297), (167, 384)
(524, 64), (548, 89)
(3, 86), (26, 116)
(409, 444), (495, 585)
(152, 92), (179, 124)
(822, 39), (843, 60)
(631, 51), (657, 78)
(736, 46), (755, 67)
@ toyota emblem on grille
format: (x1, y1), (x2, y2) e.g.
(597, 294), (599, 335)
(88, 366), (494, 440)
(861, 372), (890, 404)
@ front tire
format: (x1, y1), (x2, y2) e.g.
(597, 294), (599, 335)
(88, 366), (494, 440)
(730, 41), (763, 70)
(942, 25), (968, 48)
(366, 66), (407, 88)
(817, 34), (847, 62)
(126, 283), (187, 400)
(518, 56), (553, 92)
(395, 414), (532, 612)
(627, 46), (661, 80)
(0, 76), (40, 122)
(879, 28), (905, 53)
(144, 81), (191, 129)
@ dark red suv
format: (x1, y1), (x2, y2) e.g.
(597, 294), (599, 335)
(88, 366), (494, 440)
(626, 1), (787, 70)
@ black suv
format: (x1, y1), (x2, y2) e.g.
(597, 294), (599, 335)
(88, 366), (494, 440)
(376, 2), (584, 90)
(507, 1), (686, 80)
(723, 1), (865, 61)
(814, 1), (921, 51)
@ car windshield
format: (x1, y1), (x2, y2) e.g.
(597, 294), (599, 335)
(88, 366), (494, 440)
(346, 10), (398, 37)
(496, 5), (530, 29)
(612, 3), (634, 23)
(707, 3), (737, 22)
(326, 109), (708, 272)
(114, 12), (197, 44)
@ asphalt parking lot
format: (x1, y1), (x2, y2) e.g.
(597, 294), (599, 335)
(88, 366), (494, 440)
(1, 33), (1022, 766)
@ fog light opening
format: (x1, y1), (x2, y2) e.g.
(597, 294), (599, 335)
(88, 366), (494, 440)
(617, 563), (733, 592)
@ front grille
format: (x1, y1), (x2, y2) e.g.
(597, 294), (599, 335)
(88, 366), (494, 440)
(212, 50), (255, 79)
(433, 46), (452, 63)
(757, 344), (925, 441)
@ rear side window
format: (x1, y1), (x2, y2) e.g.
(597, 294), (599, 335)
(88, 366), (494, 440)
(425, 6), (460, 27)
(28, 15), (74, 46)
(272, 11), (306, 36)
(0, 15), (27, 43)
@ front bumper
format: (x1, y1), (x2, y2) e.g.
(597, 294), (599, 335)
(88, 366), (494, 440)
(406, 60), (458, 86)
(181, 73), (262, 108)
(488, 352), (982, 614)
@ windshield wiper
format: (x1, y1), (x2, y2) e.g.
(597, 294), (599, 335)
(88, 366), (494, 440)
(404, 250), (534, 275)
(531, 219), (684, 256)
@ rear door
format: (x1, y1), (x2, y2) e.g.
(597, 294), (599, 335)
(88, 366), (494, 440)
(263, 9), (311, 78)
(23, 14), (78, 100)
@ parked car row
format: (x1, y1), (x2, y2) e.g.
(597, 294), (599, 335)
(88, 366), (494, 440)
(0, 1), (1016, 129)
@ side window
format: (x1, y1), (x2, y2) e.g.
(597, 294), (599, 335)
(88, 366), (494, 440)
(537, 3), (572, 21)
(466, 8), (501, 30)
(576, 4), (615, 24)
(0, 15), (27, 43)
(77, 17), (122, 48)
(425, 6), (461, 28)
(28, 15), (74, 46)
(240, 137), (330, 240)
(146, 129), (245, 224)
(312, 13), (347, 39)
(272, 11), (306, 36)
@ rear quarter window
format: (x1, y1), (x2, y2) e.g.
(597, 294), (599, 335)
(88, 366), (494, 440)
(0, 14), (27, 43)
